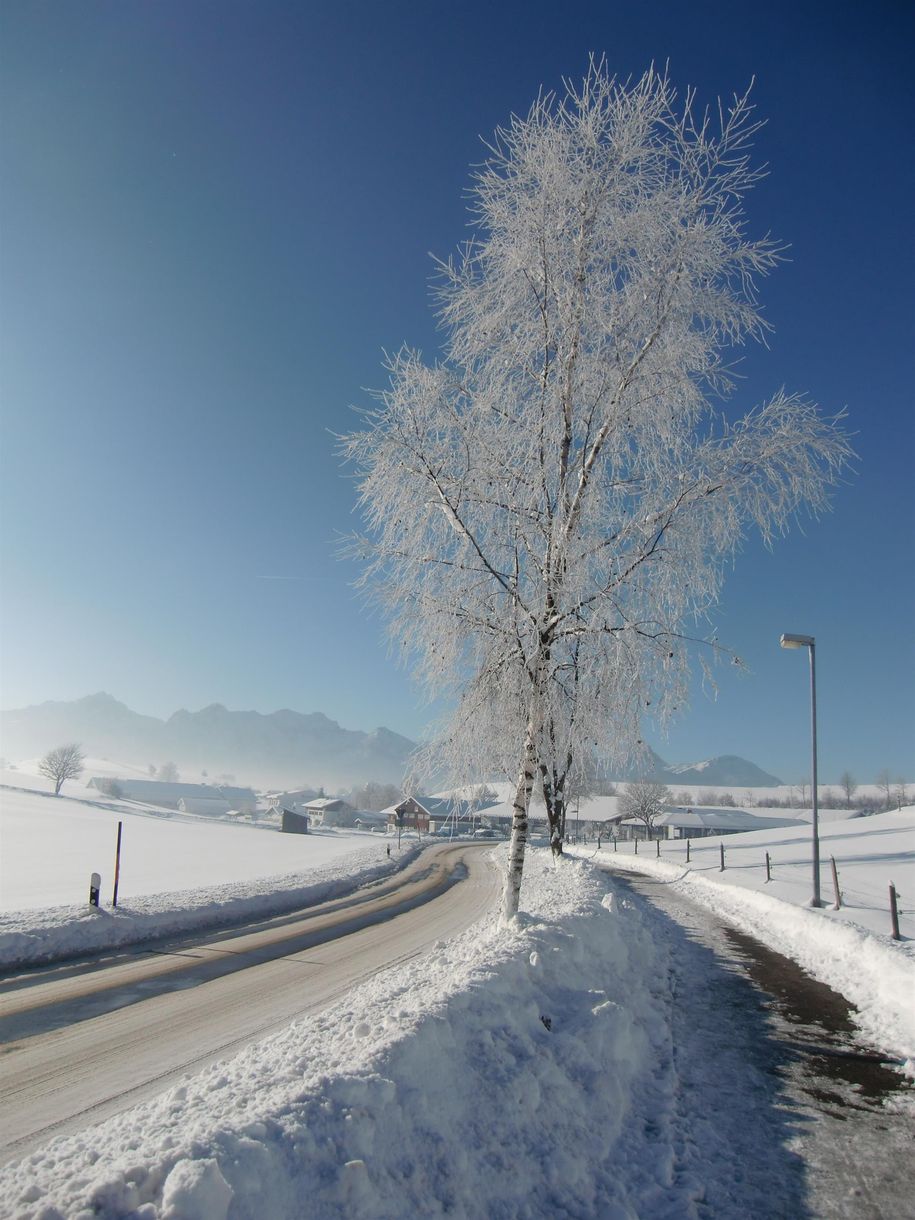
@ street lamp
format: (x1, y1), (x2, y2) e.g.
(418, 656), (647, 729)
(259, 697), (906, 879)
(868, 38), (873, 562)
(779, 632), (823, 906)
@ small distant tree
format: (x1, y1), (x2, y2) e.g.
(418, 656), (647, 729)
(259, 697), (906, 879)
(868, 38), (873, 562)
(894, 777), (909, 809)
(620, 780), (671, 837)
(38, 744), (86, 796)
(839, 770), (857, 807)
(157, 761), (180, 783)
(95, 777), (123, 799)
(349, 780), (403, 811)
(876, 769), (892, 809)
(794, 780), (810, 808)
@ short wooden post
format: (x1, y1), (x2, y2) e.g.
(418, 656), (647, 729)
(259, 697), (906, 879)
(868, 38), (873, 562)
(656, 838), (660, 857)
(112, 821), (123, 907)
(889, 883), (901, 940)
(686, 839), (690, 864)
(613, 837), (617, 852)
(830, 856), (841, 910)
(765, 851), (771, 883)
(719, 843), (725, 872)
(634, 838), (638, 855)
(89, 871), (101, 907)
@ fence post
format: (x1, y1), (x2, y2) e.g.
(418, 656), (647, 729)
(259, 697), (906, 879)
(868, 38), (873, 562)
(719, 843), (725, 872)
(830, 856), (841, 910)
(613, 837), (617, 852)
(656, 838), (660, 857)
(634, 838), (638, 855)
(686, 839), (690, 864)
(889, 883), (901, 940)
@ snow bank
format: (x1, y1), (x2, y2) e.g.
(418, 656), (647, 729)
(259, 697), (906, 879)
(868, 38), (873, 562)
(0, 851), (671, 1220)
(0, 844), (421, 970)
(572, 834), (915, 1067)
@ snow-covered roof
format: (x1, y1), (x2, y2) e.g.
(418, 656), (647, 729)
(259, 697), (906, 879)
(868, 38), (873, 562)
(654, 807), (798, 832)
(303, 797), (349, 812)
(385, 795), (484, 821)
(86, 778), (256, 804)
(177, 796), (233, 816)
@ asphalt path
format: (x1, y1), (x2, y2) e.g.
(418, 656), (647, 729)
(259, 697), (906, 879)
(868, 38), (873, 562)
(0, 840), (500, 1164)
(609, 868), (913, 1219)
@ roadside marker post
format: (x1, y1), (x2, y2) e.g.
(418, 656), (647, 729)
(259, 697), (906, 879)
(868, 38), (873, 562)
(830, 856), (841, 910)
(719, 843), (725, 872)
(889, 883), (901, 940)
(112, 821), (123, 907)
(89, 872), (101, 907)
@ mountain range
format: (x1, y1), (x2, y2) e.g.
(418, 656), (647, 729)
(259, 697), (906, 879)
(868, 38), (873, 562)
(638, 748), (782, 789)
(0, 693), (415, 789)
(0, 693), (782, 791)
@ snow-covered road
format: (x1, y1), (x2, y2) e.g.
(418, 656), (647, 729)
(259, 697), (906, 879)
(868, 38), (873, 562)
(0, 842), (500, 1165)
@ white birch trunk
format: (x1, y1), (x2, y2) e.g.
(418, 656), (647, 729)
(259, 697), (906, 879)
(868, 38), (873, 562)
(501, 666), (544, 922)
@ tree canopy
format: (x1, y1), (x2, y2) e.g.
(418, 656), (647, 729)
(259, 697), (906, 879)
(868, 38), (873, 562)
(344, 63), (852, 918)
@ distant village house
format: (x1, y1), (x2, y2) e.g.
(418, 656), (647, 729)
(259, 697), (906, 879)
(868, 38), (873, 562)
(86, 778), (257, 814)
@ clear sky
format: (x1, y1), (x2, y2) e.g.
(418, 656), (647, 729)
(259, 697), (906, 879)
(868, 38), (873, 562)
(1, 0), (912, 785)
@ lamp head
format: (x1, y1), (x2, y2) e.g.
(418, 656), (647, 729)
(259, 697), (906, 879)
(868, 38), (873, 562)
(780, 633), (815, 649)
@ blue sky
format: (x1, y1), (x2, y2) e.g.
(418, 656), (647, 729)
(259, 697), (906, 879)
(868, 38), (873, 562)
(1, 0), (912, 785)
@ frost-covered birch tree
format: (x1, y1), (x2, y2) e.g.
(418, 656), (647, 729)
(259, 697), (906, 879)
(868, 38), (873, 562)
(342, 63), (851, 921)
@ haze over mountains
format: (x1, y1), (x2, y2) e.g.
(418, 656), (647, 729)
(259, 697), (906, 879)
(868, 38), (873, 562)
(0, 694), (414, 789)
(0, 693), (783, 791)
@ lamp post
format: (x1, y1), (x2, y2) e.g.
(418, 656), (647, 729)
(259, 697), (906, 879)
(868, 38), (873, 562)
(779, 632), (823, 906)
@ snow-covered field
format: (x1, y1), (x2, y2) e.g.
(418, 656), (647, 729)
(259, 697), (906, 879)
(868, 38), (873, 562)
(578, 810), (915, 940)
(0, 780), (410, 968)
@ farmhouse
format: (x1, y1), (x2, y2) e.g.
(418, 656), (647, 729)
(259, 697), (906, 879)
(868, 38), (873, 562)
(386, 796), (434, 834)
(604, 805), (798, 840)
(86, 778), (258, 813)
(302, 797), (358, 828)
(383, 794), (507, 835)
